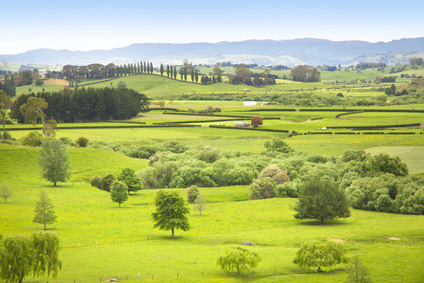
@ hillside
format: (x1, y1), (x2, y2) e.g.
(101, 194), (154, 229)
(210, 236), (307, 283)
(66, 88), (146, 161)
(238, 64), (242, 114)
(2, 37), (424, 66)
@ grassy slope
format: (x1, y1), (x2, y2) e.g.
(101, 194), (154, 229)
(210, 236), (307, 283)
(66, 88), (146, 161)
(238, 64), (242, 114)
(0, 144), (423, 282)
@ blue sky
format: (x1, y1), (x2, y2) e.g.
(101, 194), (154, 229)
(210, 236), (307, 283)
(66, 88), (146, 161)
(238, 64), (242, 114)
(1, 0), (423, 54)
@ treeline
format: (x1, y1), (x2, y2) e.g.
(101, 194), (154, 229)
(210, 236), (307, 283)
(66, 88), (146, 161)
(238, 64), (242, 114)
(0, 74), (16, 97)
(60, 62), (155, 82)
(11, 87), (149, 123)
(356, 62), (387, 70)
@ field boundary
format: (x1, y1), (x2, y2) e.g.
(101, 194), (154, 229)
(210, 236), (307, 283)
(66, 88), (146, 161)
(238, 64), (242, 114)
(209, 125), (289, 133)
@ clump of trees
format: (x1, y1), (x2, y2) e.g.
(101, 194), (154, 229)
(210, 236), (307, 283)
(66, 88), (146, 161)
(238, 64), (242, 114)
(356, 62), (387, 70)
(187, 185), (199, 204)
(11, 87), (149, 123)
(90, 174), (116, 192)
(291, 65), (321, 82)
(217, 246), (261, 275)
(227, 64), (276, 86)
(0, 231), (62, 283)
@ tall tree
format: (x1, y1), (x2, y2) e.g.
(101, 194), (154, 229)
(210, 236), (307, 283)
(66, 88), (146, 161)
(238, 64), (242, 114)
(0, 90), (13, 138)
(294, 168), (350, 223)
(190, 67), (195, 82)
(144, 62), (147, 73)
(152, 190), (190, 238)
(118, 168), (143, 194)
(150, 62), (153, 74)
(0, 232), (62, 283)
(20, 97), (49, 137)
(195, 69), (199, 83)
(39, 138), (71, 187)
(33, 190), (57, 230)
(173, 66), (177, 79)
(160, 64), (164, 76)
(166, 65), (170, 77)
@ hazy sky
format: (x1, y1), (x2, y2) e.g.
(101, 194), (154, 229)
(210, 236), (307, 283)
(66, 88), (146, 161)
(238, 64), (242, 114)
(1, 0), (423, 54)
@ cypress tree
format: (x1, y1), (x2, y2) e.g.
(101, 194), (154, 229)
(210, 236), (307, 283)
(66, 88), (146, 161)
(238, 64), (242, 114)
(173, 66), (177, 79)
(150, 62), (153, 74)
(166, 65), (170, 77)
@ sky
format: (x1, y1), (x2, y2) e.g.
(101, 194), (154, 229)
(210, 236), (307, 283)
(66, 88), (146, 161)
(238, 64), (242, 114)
(1, 0), (423, 54)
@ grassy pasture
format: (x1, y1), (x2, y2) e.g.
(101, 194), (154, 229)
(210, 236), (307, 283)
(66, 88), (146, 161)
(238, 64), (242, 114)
(0, 144), (423, 282)
(366, 146), (424, 174)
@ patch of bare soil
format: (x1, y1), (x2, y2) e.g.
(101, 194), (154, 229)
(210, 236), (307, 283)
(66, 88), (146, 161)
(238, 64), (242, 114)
(44, 79), (69, 86)
(328, 238), (346, 243)
(388, 237), (401, 240)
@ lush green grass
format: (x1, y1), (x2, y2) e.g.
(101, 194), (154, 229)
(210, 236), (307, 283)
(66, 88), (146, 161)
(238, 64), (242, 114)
(0, 144), (423, 282)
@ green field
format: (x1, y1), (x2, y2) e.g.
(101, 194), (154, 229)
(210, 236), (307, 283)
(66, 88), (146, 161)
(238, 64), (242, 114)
(1, 144), (423, 282)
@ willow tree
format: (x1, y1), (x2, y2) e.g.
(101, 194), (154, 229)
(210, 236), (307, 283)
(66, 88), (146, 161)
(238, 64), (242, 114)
(0, 232), (61, 283)
(20, 97), (49, 137)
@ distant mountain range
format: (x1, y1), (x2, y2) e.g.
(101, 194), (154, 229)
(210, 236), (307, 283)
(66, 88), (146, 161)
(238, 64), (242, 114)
(1, 37), (424, 67)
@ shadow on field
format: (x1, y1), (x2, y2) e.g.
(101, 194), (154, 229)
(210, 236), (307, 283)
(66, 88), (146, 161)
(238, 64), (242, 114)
(296, 220), (350, 226)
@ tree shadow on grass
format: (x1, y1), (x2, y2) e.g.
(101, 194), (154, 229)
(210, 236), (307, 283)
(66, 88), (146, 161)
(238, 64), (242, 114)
(296, 219), (351, 226)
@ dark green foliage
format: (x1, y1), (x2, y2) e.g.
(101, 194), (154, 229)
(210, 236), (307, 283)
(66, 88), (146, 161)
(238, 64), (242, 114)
(250, 177), (277, 200)
(118, 168), (143, 194)
(90, 176), (102, 189)
(277, 179), (300, 198)
(0, 232), (61, 283)
(366, 153), (408, 177)
(35, 79), (44, 86)
(186, 185), (199, 204)
(264, 139), (294, 154)
(198, 145), (220, 163)
(39, 138), (71, 186)
(162, 141), (189, 153)
(291, 65), (321, 82)
(152, 190), (190, 238)
(20, 131), (44, 146)
(294, 167), (350, 223)
(58, 137), (75, 146)
(217, 246), (261, 275)
(110, 181), (128, 207)
(100, 174), (116, 192)
(33, 191), (57, 230)
(75, 137), (89, 148)
(293, 240), (348, 272)
(10, 87), (149, 123)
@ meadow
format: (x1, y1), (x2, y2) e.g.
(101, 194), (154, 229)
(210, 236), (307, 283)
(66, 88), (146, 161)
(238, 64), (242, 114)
(2, 69), (424, 282)
(1, 144), (423, 282)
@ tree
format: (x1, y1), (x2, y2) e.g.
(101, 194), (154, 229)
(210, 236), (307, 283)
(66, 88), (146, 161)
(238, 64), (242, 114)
(117, 168), (143, 194)
(0, 232), (61, 283)
(160, 64), (164, 76)
(251, 116), (263, 127)
(20, 97), (49, 137)
(186, 185), (199, 204)
(39, 138), (71, 187)
(117, 81), (127, 88)
(0, 90), (13, 138)
(101, 174), (116, 192)
(217, 246), (261, 275)
(193, 194), (206, 215)
(110, 181), (129, 207)
(345, 256), (372, 283)
(46, 119), (57, 137)
(0, 184), (12, 202)
(293, 240), (348, 272)
(152, 190), (190, 238)
(33, 190), (57, 230)
(294, 168), (350, 223)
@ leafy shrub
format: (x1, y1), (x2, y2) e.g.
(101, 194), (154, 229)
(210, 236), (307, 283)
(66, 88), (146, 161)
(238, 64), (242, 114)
(90, 176), (102, 189)
(277, 180), (300, 197)
(250, 177), (277, 200)
(118, 168), (143, 194)
(20, 131), (43, 146)
(59, 137), (76, 146)
(259, 164), (289, 185)
(0, 131), (13, 140)
(198, 146), (220, 163)
(186, 185), (199, 204)
(75, 137), (89, 148)
(100, 174), (116, 192)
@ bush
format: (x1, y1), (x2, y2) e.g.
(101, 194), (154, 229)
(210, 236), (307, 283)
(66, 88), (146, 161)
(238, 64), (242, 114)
(198, 146), (220, 163)
(90, 176), (102, 189)
(249, 177), (277, 200)
(20, 131), (44, 146)
(259, 164), (289, 185)
(59, 137), (76, 146)
(100, 174), (116, 192)
(277, 180), (300, 197)
(187, 185), (199, 204)
(0, 131), (12, 140)
(217, 246), (261, 275)
(35, 79), (44, 86)
(75, 137), (89, 147)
